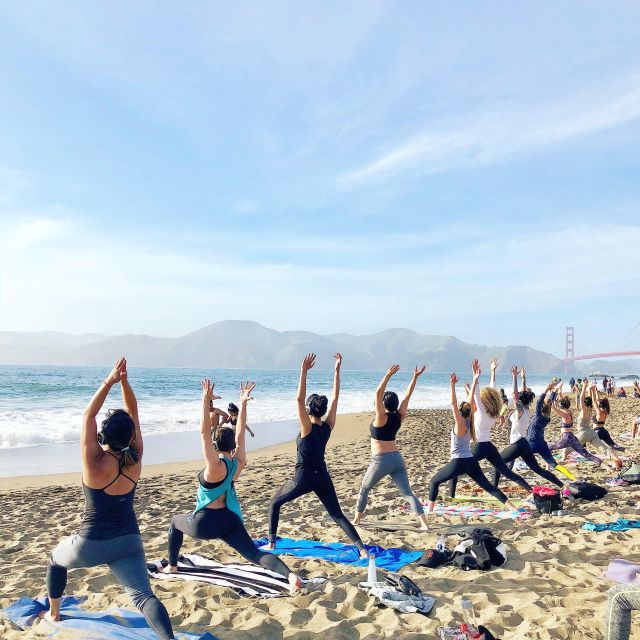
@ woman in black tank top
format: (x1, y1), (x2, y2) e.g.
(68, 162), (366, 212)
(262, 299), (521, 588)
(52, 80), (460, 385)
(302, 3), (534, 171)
(353, 365), (428, 529)
(43, 358), (174, 640)
(263, 353), (368, 556)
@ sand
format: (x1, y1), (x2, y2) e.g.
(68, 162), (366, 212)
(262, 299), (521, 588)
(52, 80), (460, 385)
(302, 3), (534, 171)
(1, 401), (639, 640)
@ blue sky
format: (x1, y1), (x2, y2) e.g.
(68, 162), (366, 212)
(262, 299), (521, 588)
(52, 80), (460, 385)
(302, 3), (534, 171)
(0, 1), (639, 357)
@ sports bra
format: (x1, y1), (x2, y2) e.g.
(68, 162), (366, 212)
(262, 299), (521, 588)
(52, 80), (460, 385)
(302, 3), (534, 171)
(370, 412), (401, 441)
(79, 451), (139, 540)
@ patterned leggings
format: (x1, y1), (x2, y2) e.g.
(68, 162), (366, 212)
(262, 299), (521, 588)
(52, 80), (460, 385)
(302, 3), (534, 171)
(549, 430), (602, 465)
(605, 583), (640, 640)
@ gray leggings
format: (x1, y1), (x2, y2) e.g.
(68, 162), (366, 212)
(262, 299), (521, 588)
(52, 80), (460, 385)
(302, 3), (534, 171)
(47, 534), (174, 640)
(605, 583), (640, 640)
(356, 451), (424, 515)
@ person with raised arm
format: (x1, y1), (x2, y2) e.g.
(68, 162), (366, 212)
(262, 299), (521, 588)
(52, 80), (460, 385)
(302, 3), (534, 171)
(526, 379), (576, 480)
(426, 366), (518, 513)
(548, 386), (610, 467)
(44, 358), (175, 639)
(265, 353), (368, 556)
(493, 366), (563, 489)
(576, 380), (622, 464)
(165, 379), (301, 591)
(223, 402), (255, 438)
(353, 365), (428, 529)
(449, 357), (532, 499)
(590, 386), (625, 451)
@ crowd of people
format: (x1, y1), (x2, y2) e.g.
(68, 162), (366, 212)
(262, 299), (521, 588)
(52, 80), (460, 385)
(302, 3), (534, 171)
(41, 355), (638, 640)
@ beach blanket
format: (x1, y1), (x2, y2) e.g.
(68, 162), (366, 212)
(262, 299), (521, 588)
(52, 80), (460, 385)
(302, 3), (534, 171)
(401, 503), (532, 521)
(148, 554), (326, 597)
(582, 518), (640, 532)
(0, 595), (217, 639)
(253, 537), (421, 571)
(601, 559), (640, 584)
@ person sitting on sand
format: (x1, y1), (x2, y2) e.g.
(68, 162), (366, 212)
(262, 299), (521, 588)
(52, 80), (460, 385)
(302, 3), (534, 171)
(165, 379), (302, 592)
(549, 388), (618, 469)
(449, 357), (532, 499)
(632, 415), (640, 439)
(223, 402), (255, 438)
(492, 366), (564, 490)
(44, 358), (175, 640)
(526, 379), (576, 480)
(426, 367), (518, 513)
(353, 364), (428, 530)
(264, 353), (368, 557)
(617, 387), (627, 398)
(590, 388), (625, 451)
(575, 380), (622, 466)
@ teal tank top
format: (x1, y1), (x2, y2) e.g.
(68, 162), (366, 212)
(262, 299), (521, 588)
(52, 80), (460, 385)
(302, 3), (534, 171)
(194, 457), (243, 522)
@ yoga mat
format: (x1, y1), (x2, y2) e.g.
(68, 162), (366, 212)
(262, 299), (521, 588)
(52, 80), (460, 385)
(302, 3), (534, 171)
(1, 595), (217, 639)
(401, 502), (532, 521)
(253, 537), (421, 571)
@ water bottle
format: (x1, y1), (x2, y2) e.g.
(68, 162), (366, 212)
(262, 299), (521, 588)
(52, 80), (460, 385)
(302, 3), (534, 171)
(367, 553), (377, 583)
(436, 534), (446, 552)
(460, 598), (480, 637)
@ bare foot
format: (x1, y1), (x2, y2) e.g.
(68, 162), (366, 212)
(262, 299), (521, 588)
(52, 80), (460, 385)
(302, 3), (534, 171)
(418, 515), (429, 530)
(288, 573), (302, 593)
(39, 610), (60, 622)
(262, 543), (275, 551)
(359, 548), (369, 559)
(162, 565), (177, 574)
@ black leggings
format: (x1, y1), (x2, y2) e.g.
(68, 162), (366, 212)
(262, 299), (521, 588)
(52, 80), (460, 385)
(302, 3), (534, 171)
(269, 465), (364, 549)
(428, 456), (510, 503)
(449, 440), (532, 498)
(168, 507), (292, 578)
(493, 438), (563, 489)
(595, 426), (619, 448)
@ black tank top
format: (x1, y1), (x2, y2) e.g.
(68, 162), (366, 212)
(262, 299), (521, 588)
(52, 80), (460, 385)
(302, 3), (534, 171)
(369, 412), (402, 441)
(296, 421), (331, 469)
(79, 455), (139, 540)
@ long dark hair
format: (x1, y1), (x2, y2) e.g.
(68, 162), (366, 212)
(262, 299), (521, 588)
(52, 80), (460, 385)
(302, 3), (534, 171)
(100, 409), (139, 469)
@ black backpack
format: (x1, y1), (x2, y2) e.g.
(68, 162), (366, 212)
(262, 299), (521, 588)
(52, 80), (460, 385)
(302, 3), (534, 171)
(568, 481), (607, 501)
(452, 528), (506, 571)
(533, 490), (562, 514)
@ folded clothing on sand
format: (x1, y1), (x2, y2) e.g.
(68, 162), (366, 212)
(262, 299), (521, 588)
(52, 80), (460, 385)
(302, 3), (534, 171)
(602, 559), (640, 584)
(583, 519), (640, 532)
(254, 537), (421, 571)
(0, 595), (217, 639)
(148, 554), (326, 597)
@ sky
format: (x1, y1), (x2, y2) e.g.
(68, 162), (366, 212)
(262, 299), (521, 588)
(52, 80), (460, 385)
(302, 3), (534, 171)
(0, 1), (639, 358)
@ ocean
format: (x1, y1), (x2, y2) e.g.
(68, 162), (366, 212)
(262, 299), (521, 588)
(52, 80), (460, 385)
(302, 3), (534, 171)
(0, 365), (557, 451)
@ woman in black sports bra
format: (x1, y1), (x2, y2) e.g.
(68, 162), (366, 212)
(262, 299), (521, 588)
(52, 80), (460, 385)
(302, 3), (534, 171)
(353, 364), (428, 529)
(43, 358), (174, 639)
(264, 353), (368, 556)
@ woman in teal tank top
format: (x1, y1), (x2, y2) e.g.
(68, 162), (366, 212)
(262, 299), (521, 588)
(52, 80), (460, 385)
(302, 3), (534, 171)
(165, 379), (301, 592)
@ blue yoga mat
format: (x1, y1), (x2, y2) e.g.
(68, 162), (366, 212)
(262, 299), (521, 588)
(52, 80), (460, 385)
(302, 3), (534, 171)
(1, 595), (217, 639)
(582, 518), (640, 532)
(253, 536), (421, 571)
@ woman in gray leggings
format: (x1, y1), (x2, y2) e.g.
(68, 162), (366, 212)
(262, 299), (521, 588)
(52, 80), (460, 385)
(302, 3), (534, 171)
(605, 583), (640, 640)
(44, 358), (174, 640)
(353, 364), (428, 529)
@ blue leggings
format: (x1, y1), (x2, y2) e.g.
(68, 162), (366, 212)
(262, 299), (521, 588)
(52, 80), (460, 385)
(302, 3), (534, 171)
(47, 534), (174, 640)
(528, 438), (558, 468)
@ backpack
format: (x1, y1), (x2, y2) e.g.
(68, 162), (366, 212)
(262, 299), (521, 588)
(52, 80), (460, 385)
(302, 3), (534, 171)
(532, 487), (562, 514)
(568, 481), (607, 501)
(452, 528), (507, 571)
(620, 462), (640, 485)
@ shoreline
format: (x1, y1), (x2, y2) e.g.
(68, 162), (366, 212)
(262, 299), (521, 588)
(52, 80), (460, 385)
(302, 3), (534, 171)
(0, 411), (373, 490)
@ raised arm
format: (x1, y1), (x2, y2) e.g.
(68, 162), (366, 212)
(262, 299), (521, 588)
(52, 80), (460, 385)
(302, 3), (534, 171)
(471, 359), (485, 415)
(200, 379), (223, 475)
(297, 354), (315, 437)
(521, 367), (527, 393)
(374, 364), (400, 427)
(119, 359), (143, 458)
(511, 366), (519, 403)
(233, 381), (254, 480)
(398, 365), (426, 419)
(450, 373), (467, 436)
(82, 358), (125, 468)
(579, 379), (588, 413)
(489, 357), (498, 388)
(326, 353), (342, 429)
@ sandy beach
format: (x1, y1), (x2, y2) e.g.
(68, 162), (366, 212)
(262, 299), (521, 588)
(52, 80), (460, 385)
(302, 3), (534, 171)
(1, 400), (639, 639)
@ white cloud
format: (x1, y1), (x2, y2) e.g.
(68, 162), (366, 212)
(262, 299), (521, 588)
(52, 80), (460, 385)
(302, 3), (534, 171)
(339, 72), (640, 187)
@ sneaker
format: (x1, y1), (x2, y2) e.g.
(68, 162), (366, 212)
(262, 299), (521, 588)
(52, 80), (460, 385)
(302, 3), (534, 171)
(606, 478), (629, 487)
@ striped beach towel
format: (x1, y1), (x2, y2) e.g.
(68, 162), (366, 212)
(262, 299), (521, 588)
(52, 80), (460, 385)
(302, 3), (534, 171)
(148, 554), (326, 598)
(401, 502), (531, 521)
